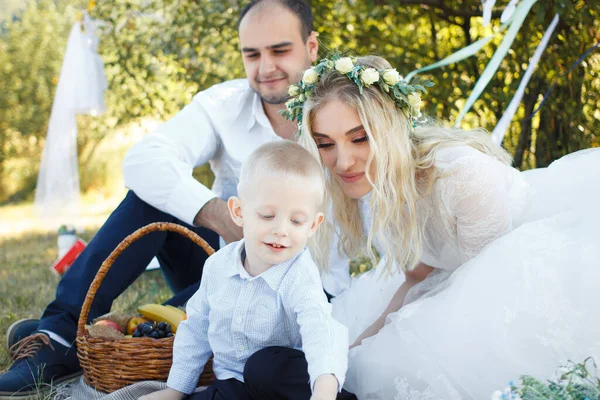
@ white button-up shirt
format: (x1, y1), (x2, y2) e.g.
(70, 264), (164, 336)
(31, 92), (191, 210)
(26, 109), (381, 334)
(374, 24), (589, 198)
(123, 78), (281, 226)
(167, 240), (349, 394)
(122, 78), (352, 295)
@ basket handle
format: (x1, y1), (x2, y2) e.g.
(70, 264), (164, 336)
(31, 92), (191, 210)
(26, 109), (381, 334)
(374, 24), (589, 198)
(77, 222), (216, 338)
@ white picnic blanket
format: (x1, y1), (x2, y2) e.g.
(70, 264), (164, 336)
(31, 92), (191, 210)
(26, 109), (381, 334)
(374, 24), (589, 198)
(55, 376), (206, 400)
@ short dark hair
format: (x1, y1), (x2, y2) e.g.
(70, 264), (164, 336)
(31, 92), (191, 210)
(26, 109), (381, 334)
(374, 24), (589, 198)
(238, 0), (314, 41)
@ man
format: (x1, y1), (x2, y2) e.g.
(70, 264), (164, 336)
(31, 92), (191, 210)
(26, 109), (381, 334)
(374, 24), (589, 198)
(0, 0), (325, 396)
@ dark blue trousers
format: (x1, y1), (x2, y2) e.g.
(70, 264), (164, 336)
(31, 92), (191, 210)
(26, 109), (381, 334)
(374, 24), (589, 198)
(39, 191), (219, 344)
(188, 347), (357, 400)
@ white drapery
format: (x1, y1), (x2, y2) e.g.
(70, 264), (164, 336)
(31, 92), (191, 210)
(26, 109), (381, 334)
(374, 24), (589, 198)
(34, 12), (107, 220)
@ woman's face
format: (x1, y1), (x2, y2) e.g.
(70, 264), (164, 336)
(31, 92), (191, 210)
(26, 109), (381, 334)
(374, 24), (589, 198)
(311, 100), (373, 199)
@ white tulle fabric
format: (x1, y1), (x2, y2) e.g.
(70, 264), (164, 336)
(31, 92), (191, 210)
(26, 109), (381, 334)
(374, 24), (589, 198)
(34, 13), (107, 219)
(332, 146), (600, 399)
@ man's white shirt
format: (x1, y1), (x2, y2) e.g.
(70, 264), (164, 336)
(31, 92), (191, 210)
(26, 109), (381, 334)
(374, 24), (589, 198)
(123, 79), (351, 295)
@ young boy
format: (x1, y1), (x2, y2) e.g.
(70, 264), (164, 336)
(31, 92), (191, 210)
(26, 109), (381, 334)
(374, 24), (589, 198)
(141, 141), (354, 400)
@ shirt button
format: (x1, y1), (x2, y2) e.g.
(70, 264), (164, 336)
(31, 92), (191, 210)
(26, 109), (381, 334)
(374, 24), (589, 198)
(236, 317), (243, 324)
(239, 345), (245, 351)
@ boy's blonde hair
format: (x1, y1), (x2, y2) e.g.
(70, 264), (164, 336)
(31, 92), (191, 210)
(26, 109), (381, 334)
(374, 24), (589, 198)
(297, 55), (512, 273)
(238, 141), (326, 206)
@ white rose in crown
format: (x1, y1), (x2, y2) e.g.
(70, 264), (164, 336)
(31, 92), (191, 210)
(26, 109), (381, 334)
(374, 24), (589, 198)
(288, 85), (300, 97)
(302, 68), (319, 85)
(335, 57), (354, 74)
(407, 92), (422, 117)
(360, 68), (380, 86)
(408, 92), (422, 109)
(382, 69), (402, 85)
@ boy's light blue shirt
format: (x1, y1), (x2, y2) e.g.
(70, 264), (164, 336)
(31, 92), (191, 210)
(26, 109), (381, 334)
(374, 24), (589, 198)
(167, 239), (349, 394)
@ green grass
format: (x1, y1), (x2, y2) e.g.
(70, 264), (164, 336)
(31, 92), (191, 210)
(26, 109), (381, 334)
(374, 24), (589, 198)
(0, 197), (172, 373)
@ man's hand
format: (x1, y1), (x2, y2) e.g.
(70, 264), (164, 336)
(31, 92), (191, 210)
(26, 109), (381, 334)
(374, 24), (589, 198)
(138, 387), (185, 400)
(193, 198), (243, 243)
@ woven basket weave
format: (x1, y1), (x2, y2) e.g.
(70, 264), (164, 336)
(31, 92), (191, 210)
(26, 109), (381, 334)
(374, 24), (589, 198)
(76, 222), (217, 393)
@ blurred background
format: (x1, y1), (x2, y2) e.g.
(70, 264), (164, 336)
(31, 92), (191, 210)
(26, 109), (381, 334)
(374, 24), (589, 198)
(0, 0), (598, 206)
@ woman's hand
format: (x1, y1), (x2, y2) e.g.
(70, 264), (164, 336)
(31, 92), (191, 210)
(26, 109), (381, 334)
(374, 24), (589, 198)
(350, 316), (385, 349)
(350, 263), (434, 349)
(138, 388), (185, 400)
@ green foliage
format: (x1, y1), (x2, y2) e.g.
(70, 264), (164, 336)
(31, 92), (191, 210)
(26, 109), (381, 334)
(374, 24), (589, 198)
(492, 358), (600, 400)
(0, 0), (599, 201)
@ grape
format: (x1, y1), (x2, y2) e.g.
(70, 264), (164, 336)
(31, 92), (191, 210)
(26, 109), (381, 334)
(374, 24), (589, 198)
(142, 325), (153, 335)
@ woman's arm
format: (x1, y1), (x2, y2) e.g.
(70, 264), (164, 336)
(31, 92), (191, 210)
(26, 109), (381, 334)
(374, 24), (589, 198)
(350, 262), (434, 349)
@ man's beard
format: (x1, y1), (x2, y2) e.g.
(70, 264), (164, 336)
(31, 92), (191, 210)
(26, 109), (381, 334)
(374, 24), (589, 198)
(259, 91), (289, 105)
(250, 78), (289, 105)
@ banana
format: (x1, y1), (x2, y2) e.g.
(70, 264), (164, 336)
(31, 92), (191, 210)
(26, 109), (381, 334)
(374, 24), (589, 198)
(137, 304), (187, 333)
(164, 305), (187, 320)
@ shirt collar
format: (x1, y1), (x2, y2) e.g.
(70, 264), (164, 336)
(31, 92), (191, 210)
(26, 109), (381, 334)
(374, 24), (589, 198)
(225, 239), (304, 291)
(246, 91), (272, 131)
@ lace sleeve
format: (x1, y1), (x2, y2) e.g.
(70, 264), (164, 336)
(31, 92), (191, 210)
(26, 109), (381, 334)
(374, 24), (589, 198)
(442, 151), (513, 264)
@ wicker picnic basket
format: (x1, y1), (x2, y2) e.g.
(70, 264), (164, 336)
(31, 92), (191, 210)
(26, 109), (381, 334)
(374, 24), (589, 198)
(76, 222), (217, 393)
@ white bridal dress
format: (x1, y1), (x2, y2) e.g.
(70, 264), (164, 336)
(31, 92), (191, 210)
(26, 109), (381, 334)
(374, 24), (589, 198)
(332, 146), (600, 400)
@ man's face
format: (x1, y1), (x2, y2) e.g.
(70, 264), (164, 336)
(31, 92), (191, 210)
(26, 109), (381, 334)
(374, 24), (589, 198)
(238, 4), (318, 105)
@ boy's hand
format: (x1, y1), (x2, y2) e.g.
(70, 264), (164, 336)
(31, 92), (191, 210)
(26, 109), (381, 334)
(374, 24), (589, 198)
(138, 387), (185, 400)
(310, 395), (336, 400)
(311, 373), (339, 400)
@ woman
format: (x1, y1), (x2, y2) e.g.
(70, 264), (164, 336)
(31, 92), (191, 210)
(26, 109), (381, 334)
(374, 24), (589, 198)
(286, 55), (600, 399)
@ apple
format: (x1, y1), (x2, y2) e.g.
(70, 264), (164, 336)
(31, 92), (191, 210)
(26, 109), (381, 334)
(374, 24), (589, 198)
(126, 316), (150, 335)
(94, 319), (123, 333)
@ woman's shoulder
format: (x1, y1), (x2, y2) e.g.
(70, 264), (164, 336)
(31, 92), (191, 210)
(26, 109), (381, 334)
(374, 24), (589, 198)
(431, 145), (520, 199)
(433, 145), (498, 170)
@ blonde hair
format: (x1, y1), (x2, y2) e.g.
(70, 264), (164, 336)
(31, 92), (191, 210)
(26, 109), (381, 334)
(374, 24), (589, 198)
(239, 140), (326, 206)
(297, 55), (512, 273)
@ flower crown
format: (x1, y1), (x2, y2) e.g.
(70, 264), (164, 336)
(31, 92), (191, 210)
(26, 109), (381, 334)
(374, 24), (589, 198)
(281, 54), (434, 135)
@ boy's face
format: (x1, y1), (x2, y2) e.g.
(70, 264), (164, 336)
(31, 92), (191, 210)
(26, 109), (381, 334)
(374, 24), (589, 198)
(228, 175), (324, 271)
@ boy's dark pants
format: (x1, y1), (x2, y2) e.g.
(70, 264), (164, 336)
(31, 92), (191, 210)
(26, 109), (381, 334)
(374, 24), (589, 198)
(188, 347), (357, 400)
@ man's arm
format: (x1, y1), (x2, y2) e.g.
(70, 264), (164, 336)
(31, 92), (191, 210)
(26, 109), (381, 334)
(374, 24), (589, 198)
(124, 94), (220, 226)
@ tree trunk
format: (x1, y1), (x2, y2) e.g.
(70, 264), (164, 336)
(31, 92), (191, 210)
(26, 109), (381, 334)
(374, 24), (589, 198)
(535, 65), (586, 168)
(513, 89), (536, 169)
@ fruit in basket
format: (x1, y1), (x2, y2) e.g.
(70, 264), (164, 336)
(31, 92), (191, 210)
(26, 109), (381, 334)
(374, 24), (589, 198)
(126, 316), (150, 335)
(164, 305), (188, 320)
(133, 321), (174, 339)
(137, 304), (187, 333)
(93, 319), (123, 333)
